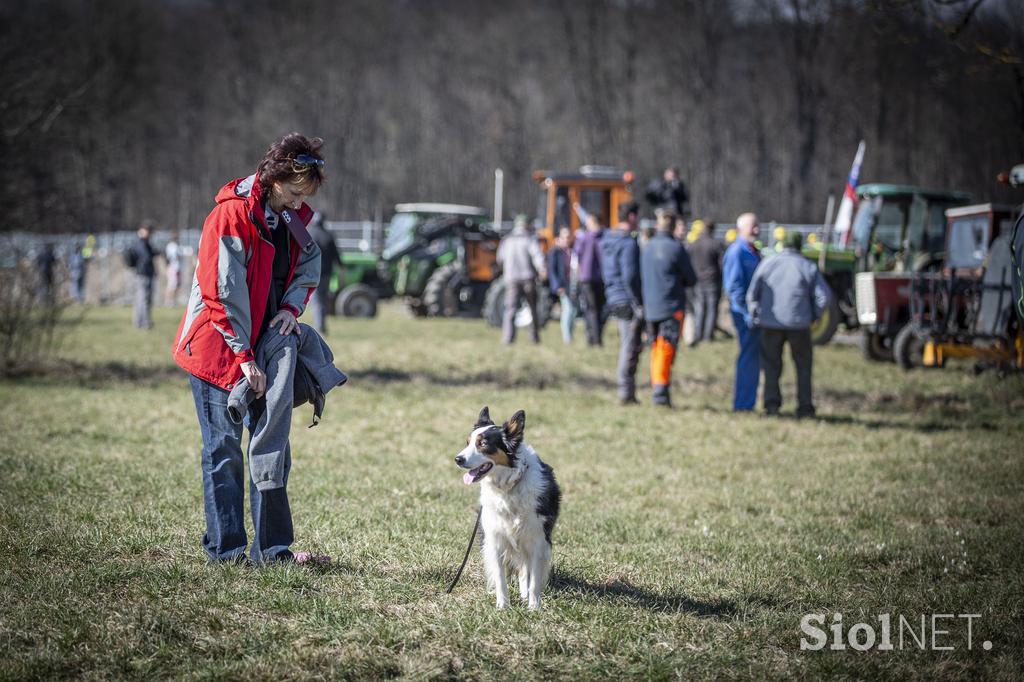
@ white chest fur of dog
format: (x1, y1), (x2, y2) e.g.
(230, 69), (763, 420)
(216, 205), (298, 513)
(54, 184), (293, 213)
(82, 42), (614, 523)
(455, 407), (561, 609)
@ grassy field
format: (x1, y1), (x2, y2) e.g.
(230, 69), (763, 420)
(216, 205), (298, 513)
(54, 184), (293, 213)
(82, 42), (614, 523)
(1, 304), (1022, 680)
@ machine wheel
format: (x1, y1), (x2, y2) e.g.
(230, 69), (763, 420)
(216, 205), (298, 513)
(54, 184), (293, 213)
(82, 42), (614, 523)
(810, 296), (841, 345)
(859, 331), (893, 362)
(335, 284), (378, 318)
(893, 324), (925, 370)
(483, 278), (505, 327)
(423, 262), (466, 317)
(482, 276), (551, 329)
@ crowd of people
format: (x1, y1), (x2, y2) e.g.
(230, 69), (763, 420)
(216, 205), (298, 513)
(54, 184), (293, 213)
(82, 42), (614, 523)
(497, 167), (833, 416)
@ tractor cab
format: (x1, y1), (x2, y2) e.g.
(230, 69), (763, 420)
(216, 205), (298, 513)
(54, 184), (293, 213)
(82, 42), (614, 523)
(381, 203), (500, 317)
(482, 166), (634, 330)
(850, 184), (970, 273)
(531, 165), (635, 251)
(852, 185), (970, 361)
(944, 204), (1017, 276)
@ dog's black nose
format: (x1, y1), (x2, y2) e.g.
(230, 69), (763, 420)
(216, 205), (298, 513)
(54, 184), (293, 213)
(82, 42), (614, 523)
(455, 455), (466, 466)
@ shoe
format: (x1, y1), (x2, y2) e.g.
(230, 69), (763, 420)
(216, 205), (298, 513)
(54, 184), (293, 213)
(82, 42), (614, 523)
(796, 408), (817, 419)
(761, 408), (779, 418)
(293, 551), (332, 565)
(257, 550), (332, 566)
(619, 395), (639, 406)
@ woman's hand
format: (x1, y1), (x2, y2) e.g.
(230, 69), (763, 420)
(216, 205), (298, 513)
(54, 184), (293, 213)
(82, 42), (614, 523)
(269, 309), (298, 336)
(240, 361), (266, 398)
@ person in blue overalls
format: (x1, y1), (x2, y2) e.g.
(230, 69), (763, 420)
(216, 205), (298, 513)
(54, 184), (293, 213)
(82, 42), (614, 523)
(722, 213), (762, 411)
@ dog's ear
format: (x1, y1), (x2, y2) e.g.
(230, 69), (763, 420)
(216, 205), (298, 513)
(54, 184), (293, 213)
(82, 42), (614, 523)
(502, 410), (525, 454)
(475, 406), (494, 429)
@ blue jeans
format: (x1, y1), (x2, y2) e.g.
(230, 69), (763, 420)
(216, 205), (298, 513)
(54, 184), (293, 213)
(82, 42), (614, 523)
(559, 292), (576, 344)
(731, 311), (761, 411)
(189, 375), (294, 563)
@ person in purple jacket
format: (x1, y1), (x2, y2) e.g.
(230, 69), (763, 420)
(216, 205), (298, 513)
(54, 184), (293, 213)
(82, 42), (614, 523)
(573, 212), (606, 346)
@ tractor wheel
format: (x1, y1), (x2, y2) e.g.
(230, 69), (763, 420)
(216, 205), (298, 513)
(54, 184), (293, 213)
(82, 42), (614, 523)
(893, 324), (925, 370)
(533, 287), (553, 329)
(423, 262), (465, 317)
(859, 331), (893, 362)
(482, 276), (551, 329)
(810, 296), (841, 345)
(483, 277), (505, 327)
(335, 284), (378, 318)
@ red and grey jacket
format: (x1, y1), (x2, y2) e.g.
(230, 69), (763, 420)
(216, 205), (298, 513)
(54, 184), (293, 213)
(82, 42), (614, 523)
(173, 174), (321, 390)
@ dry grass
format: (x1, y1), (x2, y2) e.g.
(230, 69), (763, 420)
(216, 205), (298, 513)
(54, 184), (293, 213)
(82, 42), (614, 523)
(1, 304), (1022, 680)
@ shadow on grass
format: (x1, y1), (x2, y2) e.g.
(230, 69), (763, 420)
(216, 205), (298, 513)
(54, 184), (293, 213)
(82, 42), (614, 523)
(347, 366), (617, 391)
(549, 569), (739, 618)
(2, 359), (185, 386)
(809, 412), (978, 432)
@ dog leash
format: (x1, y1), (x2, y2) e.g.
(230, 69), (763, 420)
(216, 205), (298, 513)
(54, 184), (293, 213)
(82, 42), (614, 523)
(445, 507), (482, 594)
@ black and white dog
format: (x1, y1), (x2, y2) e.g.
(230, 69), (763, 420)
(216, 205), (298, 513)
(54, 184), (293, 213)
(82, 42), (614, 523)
(455, 407), (561, 609)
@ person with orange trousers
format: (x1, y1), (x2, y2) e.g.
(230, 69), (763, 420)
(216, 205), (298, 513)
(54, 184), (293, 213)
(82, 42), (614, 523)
(640, 210), (697, 407)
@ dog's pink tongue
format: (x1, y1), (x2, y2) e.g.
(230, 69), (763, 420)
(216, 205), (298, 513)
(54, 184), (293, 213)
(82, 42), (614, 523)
(463, 471), (476, 485)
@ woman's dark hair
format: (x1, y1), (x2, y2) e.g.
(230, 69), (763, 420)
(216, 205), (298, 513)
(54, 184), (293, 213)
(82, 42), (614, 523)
(257, 133), (325, 194)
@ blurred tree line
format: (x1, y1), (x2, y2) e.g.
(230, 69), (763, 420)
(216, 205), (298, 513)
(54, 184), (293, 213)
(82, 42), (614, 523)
(1, 0), (1021, 232)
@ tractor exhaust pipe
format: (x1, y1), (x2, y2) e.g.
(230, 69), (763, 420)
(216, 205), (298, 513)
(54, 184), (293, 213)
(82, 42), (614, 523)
(493, 168), (504, 232)
(819, 192), (836, 271)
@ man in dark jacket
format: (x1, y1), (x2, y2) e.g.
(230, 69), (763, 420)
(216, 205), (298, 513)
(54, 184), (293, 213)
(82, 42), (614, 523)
(128, 221), (158, 329)
(307, 212), (342, 334)
(548, 227), (577, 344)
(645, 166), (689, 217)
(601, 201), (644, 404)
(642, 211), (697, 407)
(686, 219), (725, 346)
(573, 212), (605, 346)
(35, 243), (57, 304)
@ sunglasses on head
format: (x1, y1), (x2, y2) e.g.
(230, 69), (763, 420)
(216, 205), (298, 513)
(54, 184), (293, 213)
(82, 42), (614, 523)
(291, 154), (325, 171)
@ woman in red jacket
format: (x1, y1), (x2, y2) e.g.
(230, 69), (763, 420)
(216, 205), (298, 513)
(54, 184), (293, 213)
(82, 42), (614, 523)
(173, 133), (326, 564)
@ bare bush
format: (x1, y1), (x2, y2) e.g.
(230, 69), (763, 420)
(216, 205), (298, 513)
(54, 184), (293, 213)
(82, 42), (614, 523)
(0, 254), (82, 376)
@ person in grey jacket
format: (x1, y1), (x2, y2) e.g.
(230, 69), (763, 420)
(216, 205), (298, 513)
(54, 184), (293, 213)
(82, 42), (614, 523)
(641, 211), (697, 407)
(746, 232), (831, 417)
(497, 214), (547, 344)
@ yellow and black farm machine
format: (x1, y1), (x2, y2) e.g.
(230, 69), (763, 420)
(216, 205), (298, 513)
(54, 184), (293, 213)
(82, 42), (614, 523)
(895, 202), (1023, 373)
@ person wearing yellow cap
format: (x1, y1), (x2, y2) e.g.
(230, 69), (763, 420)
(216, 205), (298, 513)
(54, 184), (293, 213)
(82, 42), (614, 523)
(773, 226), (787, 253)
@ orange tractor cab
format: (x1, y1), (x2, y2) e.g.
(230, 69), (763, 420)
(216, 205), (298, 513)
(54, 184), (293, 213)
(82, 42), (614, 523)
(531, 165), (636, 249)
(483, 166), (635, 328)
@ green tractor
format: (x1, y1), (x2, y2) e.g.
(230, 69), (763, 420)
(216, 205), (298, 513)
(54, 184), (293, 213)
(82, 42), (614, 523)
(803, 183), (970, 352)
(381, 203), (502, 317)
(330, 250), (387, 318)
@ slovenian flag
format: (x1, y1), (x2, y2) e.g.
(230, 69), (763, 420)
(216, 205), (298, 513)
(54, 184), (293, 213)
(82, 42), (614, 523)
(833, 140), (866, 244)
